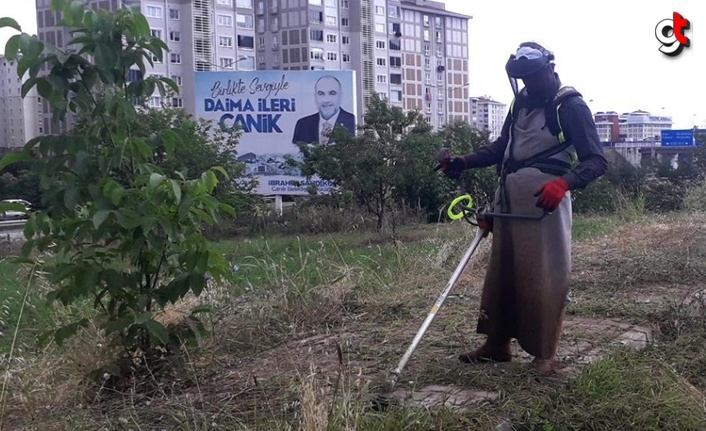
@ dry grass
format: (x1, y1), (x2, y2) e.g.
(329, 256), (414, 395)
(2, 213), (706, 430)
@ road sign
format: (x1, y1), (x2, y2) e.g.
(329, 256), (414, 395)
(661, 129), (695, 147)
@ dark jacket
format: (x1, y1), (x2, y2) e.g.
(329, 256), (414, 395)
(464, 85), (608, 190)
(291, 108), (356, 144)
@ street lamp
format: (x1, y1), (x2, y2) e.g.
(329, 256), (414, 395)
(202, 56), (252, 71)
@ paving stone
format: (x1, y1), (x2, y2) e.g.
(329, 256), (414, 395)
(617, 327), (652, 350)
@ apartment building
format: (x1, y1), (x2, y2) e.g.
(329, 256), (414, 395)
(35, 0), (470, 132)
(35, 0), (259, 133)
(254, 0), (470, 128)
(0, 56), (40, 150)
(469, 96), (506, 140)
(593, 110), (673, 143)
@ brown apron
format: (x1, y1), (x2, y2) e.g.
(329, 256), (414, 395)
(475, 105), (573, 359)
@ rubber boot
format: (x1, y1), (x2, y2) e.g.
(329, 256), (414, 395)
(458, 337), (512, 363)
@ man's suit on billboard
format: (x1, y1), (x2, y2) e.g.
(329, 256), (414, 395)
(291, 109), (356, 144)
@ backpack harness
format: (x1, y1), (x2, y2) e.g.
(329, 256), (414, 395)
(500, 85), (582, 178)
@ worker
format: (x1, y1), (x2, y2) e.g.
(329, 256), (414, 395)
(442, 41), (608, 373)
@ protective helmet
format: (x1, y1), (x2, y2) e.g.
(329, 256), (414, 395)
(505, 42), (554, 78)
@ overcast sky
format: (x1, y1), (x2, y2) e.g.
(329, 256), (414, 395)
(0, 1), (703, 128)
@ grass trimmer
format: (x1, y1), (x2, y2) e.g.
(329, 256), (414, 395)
(370, 148), (546, 410)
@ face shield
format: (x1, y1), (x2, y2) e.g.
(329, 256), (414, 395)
(505, 43), (554, 96)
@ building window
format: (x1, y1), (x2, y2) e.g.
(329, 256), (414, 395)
(169, 31), (180, 42)
(150, 29), (162, 39)
(236, 0), (253, 8)
(239, 56), (255, 70)
(309, 11), (323, 24)
(375, 6), (384, 15)
(375, 23), (385, 33)
(218, 15), (233, 26)
(309, 0), (322, 4)
(341, 36), (350, 44)
(342, 53), (350, 62)
(310, 29), (324, 41)
(171, 75), (182, 86)
(172, 97), (183, 108)
(340, 0), (348, 8)
(376, 40), (386, 49)
(341, 18), (349, 26)
(376, 58), (386, 66)
(219, 36), (233, 47)
(145, 6), (161, 18)
(389, 56), (401, 68)
(170, 53), (182, 64)
(127, 69), (143, 82)
(237, 35), (255, 48)
(220, 57), (234, 69)
(310, 48), (324, 61)
(326, 52), (337, 61)
(326, 34), (337, 43)
(169, 9), (180, 20)
(150, 96), (161, 107)
(236, 13), (254, 28)
(376, 74), (386, 83)
(326, 15), (336, 26)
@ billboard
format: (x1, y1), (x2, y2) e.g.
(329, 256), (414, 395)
(194, 70), (357, 195)
(661, 129), (694, 147)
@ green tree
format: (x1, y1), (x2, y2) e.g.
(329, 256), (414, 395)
(73, 106), (256, 209)
(0, 1), (236, 375)
(294, 94), (434, 233)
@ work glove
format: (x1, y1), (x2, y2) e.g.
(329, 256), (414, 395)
(443, 156), (467, 180)
(534, 177), (570, 212)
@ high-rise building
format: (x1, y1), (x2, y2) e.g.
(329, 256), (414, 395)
(0, 56), (40, 150)
(469, 96), (506, 140)
(255, 0), (470, 127)
(593, 110), (673, 143)
(594, 111), (621, 143)
(35, 0), (470, 132)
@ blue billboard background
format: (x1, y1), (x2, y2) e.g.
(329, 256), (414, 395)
(661, 129), (695, 147)
(194, 70), (357, 195)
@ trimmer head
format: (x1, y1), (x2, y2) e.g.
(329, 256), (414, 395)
(368, 373), (400, 411)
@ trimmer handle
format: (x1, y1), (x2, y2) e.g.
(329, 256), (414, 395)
(433, 147), (451, 172)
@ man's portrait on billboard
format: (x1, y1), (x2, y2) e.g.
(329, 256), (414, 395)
(291, 75), (355, 145)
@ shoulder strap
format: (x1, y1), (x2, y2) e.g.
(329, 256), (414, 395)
(544, 86), (582, 143)
(503, 86), (582, 176)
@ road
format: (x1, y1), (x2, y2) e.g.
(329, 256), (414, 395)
(0, 220), (26, 242)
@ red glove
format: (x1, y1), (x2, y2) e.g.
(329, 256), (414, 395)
(534, 177), (570, 212)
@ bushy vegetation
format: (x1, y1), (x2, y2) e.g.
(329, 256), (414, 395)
(0, 0), (237, 381)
